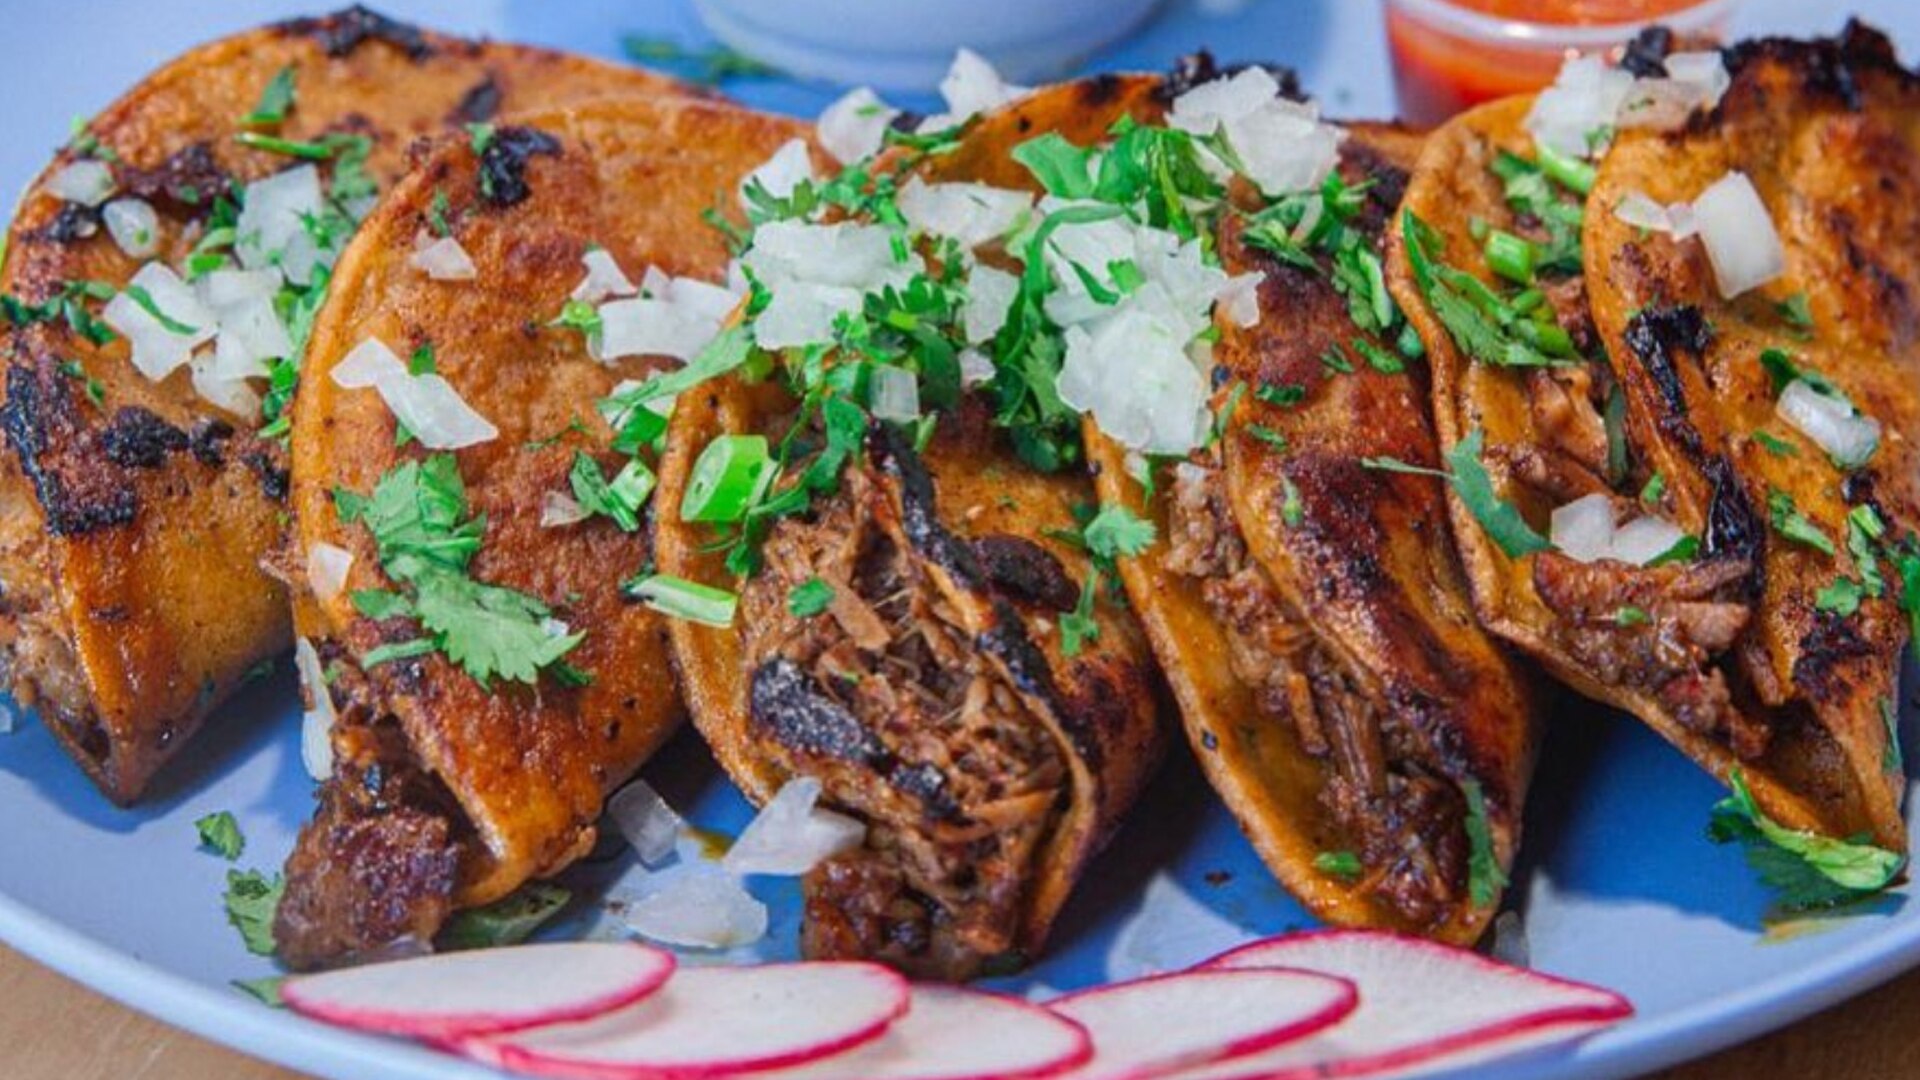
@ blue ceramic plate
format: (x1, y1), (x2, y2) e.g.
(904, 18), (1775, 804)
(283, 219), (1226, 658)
(4, 3), (1920, 1079)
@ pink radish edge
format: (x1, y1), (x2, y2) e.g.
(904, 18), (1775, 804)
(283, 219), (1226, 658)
(282, 949), (677, 1042)
(1198, 930), (1632, 1079)
(893, 988), (1094, 1080)
(461, 962), (912, 1080)
(1050, 967), (1360, 1075)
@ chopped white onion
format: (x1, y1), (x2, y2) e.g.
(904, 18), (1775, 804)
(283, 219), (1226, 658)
(740, 138), (816, 205)
(1218, 271), (1264, 328)
(1550, 493), (1686, 566)
(608, 778), (685, 868)
(541, 490), (589, 528)
(409, 233), (477, 281)
(1613, 192), (1674, 233)
(197, 267), (281, 310)
(1610, 516), (1687, 566)
(212, 294), (294, 372)
(1057, 306), (1212, 455)
(1525, 55), (1636, 159)
(294, 637), (335, 782)
(1778, 380), (1881, 467)
(572, 247), (638, 303)
(817, 86), (900, 165)
(1692, 171), (1784, 299)
(236, 164), (329, 287)
(722, 777), (867, 877)
(101, 198), (158, 258)
(305, 542), (354, 603)
(868, 365), (922, 423)
(47, 159), (115, 207)
(1619, 52), (1731, 131)
(897, 178), (1032, 250)
(1550, 493), (1617, 564)
(1170, 67), (1343, 196)
(958, 347), (996, 387)
(964, 264), (1018, 345)
(744, 221), (921, 349)
(101, 262), (217, 381)
(188, 352), (262, 420)
(330, 337), (498, 449)
(919, 48), (1028, 131)
(619, 865), (768, 949)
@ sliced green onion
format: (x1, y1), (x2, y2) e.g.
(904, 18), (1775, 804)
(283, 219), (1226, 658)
(680, 434), (773, 523)
(1484, 230), (1537, 286)
(1535, 141), (1597, 195)
(625, 574), (737, 627)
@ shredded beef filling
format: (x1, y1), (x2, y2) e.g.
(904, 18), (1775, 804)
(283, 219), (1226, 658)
(1490, 353), (1761, 757)
(274, 657), (469, 971)
(1162, 456), (1467, 926)
(739, 468), (1066, 978)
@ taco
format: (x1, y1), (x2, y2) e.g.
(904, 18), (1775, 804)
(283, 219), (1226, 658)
(1085, 108), (1542, 943)
(273, 94), (805, 968)
(0, 6), (692, 803)
(1581, 24), (1920, 848)
(652, 73), (1180, 979)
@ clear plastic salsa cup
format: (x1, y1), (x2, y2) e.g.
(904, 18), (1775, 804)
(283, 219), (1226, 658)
(1385, 0), (1741, 126)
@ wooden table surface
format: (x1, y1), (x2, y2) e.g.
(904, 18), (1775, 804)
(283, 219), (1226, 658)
(1, 944), (1912, 1079)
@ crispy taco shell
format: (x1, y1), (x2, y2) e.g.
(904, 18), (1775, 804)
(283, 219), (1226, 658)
(656, 78), (1174, 979)
(0, 7), (693, 803)
(1582, 24), (1920, 844)
(1088, 121), (1541, 944)
(274, 95), (805, 968)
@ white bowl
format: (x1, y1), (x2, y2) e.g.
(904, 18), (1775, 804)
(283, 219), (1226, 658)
(694, 0), (1167, 93)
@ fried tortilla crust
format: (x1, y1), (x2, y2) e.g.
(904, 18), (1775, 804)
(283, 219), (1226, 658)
(1582, 23), (1919, 845)
(657, 78), (1171, 979)
(1087, 121), (1540, 944)
(0, 7), (695, 804)
(275, 95), (806, 969)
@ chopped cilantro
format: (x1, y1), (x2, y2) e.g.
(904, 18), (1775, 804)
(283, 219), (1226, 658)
(1752, 429), (1798, 458)
(194, 811), (245, 861)
(428, 187), (452, 238)
(620, 36), (780, 85)
(788, 578), (836, 618)
(1708, 768), (1904, 911)
(439, 882), (571, 950)
(242, 66), (297, 128)
(122, 284), (201, 335)
(1314, 851), (1362, 879)
(1400, 211), (1572, 369)
(1639, 472), (1666, 507)
(1248, 424), (1288, 450)
(222, 869), (284, 956)
(1081, 504), (1156, 562)
(1255, 382), (1305, 407)
(569, 452), (655, 533)
(1766, 489), (1835, 556)
(1816, 578), (1865, 617)
(1461, 778), (1507, 908)
(338, 454), (585, 685)
(232, 976), (286, 1008)
(1280, 474), (1304, 528)
(1776, 292), (1815, 336)
(1612, 605), (1652, 627)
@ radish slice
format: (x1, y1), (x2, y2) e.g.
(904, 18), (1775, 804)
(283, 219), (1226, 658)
(282, 942), (675, 1042)
(759, 984), (1092, 1080)
(1048, 968), (1357, 1080)
(1177, 930), (1632, 1079)
(462, 962), (909, 1079)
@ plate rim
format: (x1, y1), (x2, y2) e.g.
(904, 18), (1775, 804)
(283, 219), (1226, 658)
(7, 872), (1920, 1080)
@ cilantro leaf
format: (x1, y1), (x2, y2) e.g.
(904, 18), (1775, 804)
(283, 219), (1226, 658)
(1314, 851), (1362, 879)
(1461, 778), (1507, 908)
(787, 578), (836, 618)
(195, 811), (246, 861)
(1012, 133), (1097, 199)
(570, 452), (654, 533)
(405, 562), (585, 687)
(1767, 489), (1835, 556)
(1707, 768), (1904, 910)
(439, 882), (571, 950)
(1081, 504), (1156, 562)
(222, 869), (284, 956)
(1446, 429), (1552, 558)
